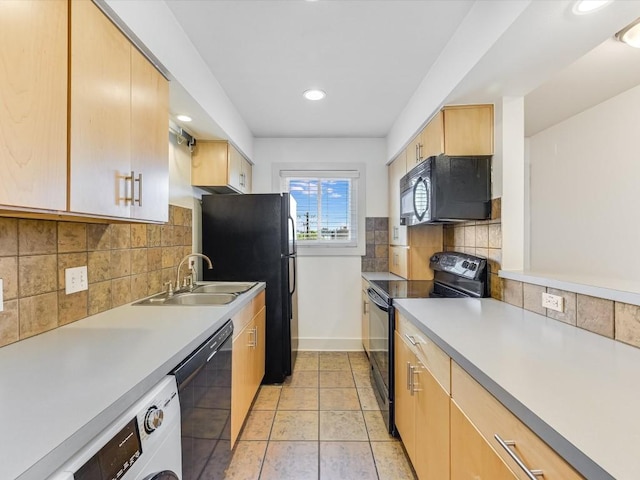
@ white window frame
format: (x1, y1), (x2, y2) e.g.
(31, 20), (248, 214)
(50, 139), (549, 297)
(273, 162), (366, 257)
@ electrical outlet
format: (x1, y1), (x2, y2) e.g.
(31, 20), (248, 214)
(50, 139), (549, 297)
(0, 278), (3, 312)
(542, 292), (564, 312)
(65, 266), (88, 294)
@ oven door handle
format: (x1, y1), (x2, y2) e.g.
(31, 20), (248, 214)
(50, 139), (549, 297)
(367, 288), (389, 312)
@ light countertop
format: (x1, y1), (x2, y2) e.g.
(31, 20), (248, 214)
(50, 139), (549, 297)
(0, 283), (265, 480)
(394, 297), (640, 480)
(361, 272), (404, 282)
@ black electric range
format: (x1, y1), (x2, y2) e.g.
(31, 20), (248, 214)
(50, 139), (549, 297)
(366, 251), (488, 435)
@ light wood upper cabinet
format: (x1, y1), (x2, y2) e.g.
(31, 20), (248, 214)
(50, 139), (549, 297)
(0, 0), (68, 211)
(420, 110), (444, 160)
(192, 141), (253, 194)
(388, 149), (407, 246)
(404, 104), (494, 171)
(443, 104), (494, 156)
(69, 0), (169, 222)
(69, 0), (132, 219)
(130, 46), (169, 222)
(231, 291), (266, 447)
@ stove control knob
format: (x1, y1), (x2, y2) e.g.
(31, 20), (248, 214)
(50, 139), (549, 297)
(144, 406), (164, 433)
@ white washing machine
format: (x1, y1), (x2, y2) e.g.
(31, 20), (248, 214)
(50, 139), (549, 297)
(48, 376), (181, 480)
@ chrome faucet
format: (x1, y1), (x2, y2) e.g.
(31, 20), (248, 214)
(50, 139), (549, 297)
(176, 253), (213, 290)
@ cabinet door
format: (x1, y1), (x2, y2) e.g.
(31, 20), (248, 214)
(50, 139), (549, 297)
(451, 400), (517, 480)
(406, 135), (422, 168)
(252, 307), (266, 387)
(0, 0), (67, 211)
(362, 287), (370, 355)
(130, 46), (169, 222)
(227, 144), (243, 192)
(389, 246), (408, 279)
(69, 0), (131, 218)
(394, 331), (415, 459)
(443, 105), (494, 156)
(241, 158), (252, 194)
(388, 152), (407, 246)
(414, 361), (450, 480)
(420, 110), (444, 159)
(231, 320), (252, 447)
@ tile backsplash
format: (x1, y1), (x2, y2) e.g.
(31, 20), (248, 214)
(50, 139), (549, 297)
(0, 205), (192, 348)
(443, 198), (502, 300)
(503, 279), (640, 348)
(361, 217), (389, 272)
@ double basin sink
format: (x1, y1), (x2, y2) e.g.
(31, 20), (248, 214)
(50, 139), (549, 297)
(133, 281), (257, 306)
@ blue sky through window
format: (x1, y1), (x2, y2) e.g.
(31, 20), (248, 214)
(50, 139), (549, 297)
(288, 178), (351, 241)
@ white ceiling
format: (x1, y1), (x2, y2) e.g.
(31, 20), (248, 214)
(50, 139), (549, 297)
(165, 0), (474, 138)
(159, 0), (640, 146)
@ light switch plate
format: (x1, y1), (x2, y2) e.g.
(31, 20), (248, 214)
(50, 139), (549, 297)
(65, 266), (88, 295)
(0, 278), (3, 312)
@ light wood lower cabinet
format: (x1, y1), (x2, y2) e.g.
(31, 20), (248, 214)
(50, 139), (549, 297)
(451, 362), (584, 480)
(362, 279), (370, 356)
(231, 291), (266, 447)
(394, 314), (450, 480)
(395, 315), (584, 480)
(451, 400), (517, 480)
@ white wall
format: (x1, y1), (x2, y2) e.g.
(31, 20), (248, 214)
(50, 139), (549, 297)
(529, 83), (640, 287)
(253, 138), (387, 350)
(168, 133), (207, 255)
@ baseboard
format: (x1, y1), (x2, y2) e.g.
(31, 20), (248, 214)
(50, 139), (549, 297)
(297, 337), (364, 351)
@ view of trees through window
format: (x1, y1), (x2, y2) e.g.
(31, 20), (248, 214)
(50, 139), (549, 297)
(287, 178), (352, 242)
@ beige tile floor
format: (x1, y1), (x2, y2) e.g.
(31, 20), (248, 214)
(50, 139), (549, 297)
(203, 351), (416, 480)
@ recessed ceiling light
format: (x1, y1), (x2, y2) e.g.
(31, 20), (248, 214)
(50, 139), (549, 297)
(176, 114), (192, 122)
(616, 18), (640, 48)
(303, 89), (326, 101)
(572, 0), (612, 15)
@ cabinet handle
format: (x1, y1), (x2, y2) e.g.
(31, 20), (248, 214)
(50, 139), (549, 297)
(404, 333), (417, 346)
(363, 299), (369, 314)
(240, 172), (245, 188)
(248, 327), (255, 348)
(409, 365), (416, 396)
(406, 361), (412, 391)
(418, 143), (423, 162)
(135, 172), (143, 206)
(494, 434), (544, 479)
(410, 366), (419, 395)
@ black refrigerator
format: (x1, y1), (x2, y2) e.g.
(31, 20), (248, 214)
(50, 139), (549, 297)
(201, 193), (298, 384)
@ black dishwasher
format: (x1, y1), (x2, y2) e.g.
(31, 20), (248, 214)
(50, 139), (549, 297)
(171, 320), (233, 480)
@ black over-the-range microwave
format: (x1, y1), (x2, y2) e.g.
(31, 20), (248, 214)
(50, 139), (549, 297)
(400, 154), (492, 226)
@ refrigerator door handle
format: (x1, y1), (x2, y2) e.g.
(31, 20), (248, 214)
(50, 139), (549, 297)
(288, 215), (297, 255)
(290, 255), (297, 295)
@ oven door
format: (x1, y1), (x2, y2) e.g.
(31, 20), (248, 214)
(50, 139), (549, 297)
(367, 287), (395, 434)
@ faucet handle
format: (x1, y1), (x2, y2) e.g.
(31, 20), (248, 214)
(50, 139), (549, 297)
(164, 281), (174, 295)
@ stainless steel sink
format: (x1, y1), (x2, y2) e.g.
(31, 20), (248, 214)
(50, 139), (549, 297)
(164, 292), (237, 305)
(191, 281), (257, 294)
(133, 291), (237, 306)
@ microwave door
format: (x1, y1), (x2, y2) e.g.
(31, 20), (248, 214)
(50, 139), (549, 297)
(413, 176), (430, 222)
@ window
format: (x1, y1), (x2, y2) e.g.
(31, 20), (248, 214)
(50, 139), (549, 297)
(276, 166), (364, 255)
